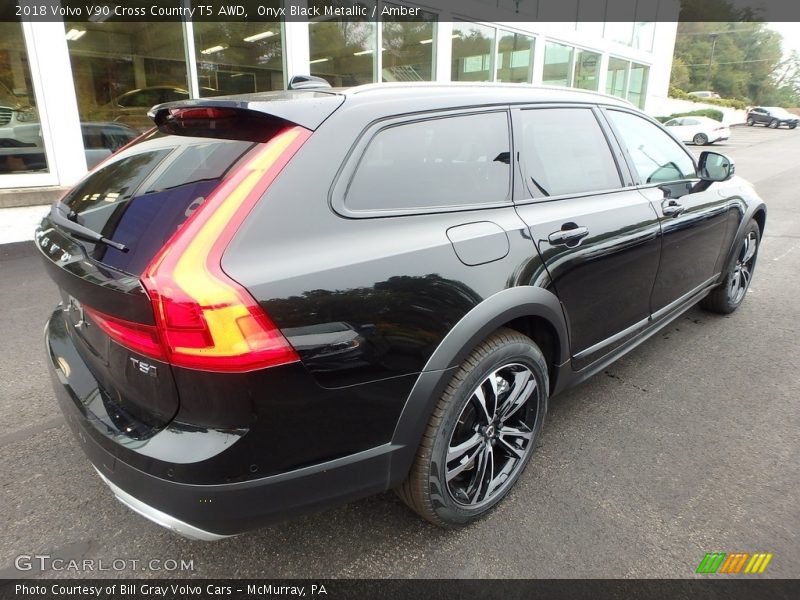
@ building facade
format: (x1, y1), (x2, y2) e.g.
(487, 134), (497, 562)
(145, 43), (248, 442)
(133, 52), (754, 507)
(0, 0), (679, 192)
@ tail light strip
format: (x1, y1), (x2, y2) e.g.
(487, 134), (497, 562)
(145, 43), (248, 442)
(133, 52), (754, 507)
(91, 125), (313, 372)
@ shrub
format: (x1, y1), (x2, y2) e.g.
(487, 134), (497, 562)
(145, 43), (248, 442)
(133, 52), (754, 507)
(668, 87), (748, 110)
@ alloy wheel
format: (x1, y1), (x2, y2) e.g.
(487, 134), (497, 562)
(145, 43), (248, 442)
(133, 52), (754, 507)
(445, 363), (539, 508)
(728, 231), (758, 305)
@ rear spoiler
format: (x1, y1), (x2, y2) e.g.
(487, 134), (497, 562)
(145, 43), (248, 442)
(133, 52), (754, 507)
(148, 89), (345, 132)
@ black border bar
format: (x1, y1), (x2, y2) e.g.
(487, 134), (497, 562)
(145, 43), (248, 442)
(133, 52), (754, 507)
(1, 579), (799, 600)
(4, 0), (800, 23)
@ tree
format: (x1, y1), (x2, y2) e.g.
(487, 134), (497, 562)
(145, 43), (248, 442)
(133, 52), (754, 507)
(671, 21), (788, 104)
(670, 56), (691, 90)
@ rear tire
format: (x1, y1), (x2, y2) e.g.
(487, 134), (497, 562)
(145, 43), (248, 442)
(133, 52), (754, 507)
(693, 133), (709, 145)
(768, 119), (779, 129)
(700, 220), (760, 314)
(396, 328), (548, 527)
(790, 124), (797, 130)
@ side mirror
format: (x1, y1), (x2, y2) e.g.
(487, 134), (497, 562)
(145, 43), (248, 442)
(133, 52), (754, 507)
(698, 151), (734, 182)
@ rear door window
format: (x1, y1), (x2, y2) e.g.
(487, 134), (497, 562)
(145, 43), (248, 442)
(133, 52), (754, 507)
(345, 111), (511, 212)
(517, 107), (622, 197)
(60, 135), (254, 275)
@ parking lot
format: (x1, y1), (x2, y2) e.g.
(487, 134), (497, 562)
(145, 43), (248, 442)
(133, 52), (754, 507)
(1, 124), (798, 579)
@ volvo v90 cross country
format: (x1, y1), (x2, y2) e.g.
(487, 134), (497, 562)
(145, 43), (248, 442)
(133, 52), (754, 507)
(37, 82), (766, 539)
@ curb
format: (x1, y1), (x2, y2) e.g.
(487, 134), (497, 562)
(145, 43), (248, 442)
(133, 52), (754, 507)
(0, 187), (67, 209)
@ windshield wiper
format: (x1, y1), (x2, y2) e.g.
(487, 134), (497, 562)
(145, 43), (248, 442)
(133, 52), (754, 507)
(51, 203), (129, 253)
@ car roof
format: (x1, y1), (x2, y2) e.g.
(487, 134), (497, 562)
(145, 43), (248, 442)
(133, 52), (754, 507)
(149, 83), (636, 131)
(338, 82), (633, 106)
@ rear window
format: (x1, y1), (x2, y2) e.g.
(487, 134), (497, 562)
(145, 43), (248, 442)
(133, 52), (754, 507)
(60, 133), (254, 275)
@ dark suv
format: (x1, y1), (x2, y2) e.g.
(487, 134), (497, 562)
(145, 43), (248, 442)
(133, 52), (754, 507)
(746, 106), (799, 129)
(37, 83), (766, 540)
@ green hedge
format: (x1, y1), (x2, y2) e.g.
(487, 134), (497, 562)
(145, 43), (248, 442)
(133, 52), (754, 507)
(668, 86), (748, 110)
(654, 109), (725, 123)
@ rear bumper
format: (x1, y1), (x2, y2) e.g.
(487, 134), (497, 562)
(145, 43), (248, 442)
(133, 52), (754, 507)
(45, 308), (401, 537)
(93, 468), (230, 541)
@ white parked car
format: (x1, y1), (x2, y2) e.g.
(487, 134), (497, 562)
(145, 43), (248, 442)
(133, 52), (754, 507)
(688, 90), (721, 99)
(664, 116), (730, 145)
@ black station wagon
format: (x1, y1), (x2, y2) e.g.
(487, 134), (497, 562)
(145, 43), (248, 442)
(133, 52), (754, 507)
(36, 81), (766, 539)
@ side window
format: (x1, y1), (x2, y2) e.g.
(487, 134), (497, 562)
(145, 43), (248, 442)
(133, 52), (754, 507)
(664, 119), (681, 127)
(518, 107), (622, 197)
(606, 110), (696, 184)
(345, 112), (511, 212)
(683, 118), (700, 125)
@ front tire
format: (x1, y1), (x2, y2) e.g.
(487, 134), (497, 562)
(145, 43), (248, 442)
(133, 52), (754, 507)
(397, 328), (548, 527)
(693, 133), (709, 145)
(746, 117), (755, 126)
(768, 119), (779, 129)
(701, 220), (760, 314)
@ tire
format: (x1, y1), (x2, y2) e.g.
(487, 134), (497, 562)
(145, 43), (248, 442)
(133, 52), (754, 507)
(700, 220), (761, 314)
(746, 118), (754, 126)
(693, 133), (709, 145)
(396, 328), (548, 527)
(790, 124), (797, 130)
(768, 119), (779, 129)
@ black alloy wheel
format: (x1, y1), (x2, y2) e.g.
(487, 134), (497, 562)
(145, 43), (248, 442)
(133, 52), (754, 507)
(701, 220), (760, 314)
(397, 328), (548, 527)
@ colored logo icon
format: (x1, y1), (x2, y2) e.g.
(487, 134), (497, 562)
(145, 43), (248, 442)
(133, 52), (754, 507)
(696, 552), (773, 574)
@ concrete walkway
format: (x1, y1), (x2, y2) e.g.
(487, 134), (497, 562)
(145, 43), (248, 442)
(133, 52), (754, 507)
(0, 205), (50, 244)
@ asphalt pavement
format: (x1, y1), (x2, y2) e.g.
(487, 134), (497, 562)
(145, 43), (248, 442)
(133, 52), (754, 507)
(0, 125), (798, 579)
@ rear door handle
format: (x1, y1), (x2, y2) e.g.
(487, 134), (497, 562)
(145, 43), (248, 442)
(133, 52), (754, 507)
(662, 200), (685, 218)
(548, 225), (589, 245)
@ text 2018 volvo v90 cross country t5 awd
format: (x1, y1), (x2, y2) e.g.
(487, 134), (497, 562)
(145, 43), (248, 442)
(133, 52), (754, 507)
(36, 82), (766, 540)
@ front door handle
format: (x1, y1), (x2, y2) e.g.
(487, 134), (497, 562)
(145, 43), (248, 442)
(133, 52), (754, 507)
(548, 225), (589, 245)
(662, 200), (685, 218)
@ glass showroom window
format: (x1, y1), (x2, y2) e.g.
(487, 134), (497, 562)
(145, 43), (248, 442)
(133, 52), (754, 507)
(309, 1), (377, 87)
(0, 22), (48, 175)
(496, 31), (534, 83)
(542, 42), (573, 87)
(573, 49), (600, 91)
(193, 22), (284, 96)
(606, 57), (629, 98)
(65, 21), (188, 133)
(381, 4), (436, 82)
(451, 22), (495, 82)
(627, 63), (649, 109)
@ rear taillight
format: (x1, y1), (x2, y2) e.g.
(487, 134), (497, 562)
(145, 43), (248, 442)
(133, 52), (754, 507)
(84, 306), (165, 360)
(90, 126), (310, 372)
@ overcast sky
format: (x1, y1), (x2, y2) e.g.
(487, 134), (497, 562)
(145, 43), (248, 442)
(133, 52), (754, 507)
(767, 22), (800, 60)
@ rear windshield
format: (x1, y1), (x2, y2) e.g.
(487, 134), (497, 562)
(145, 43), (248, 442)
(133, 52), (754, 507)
(59, 132), (254, 275)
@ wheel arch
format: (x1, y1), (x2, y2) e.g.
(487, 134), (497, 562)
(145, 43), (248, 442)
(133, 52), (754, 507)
(723, 203), (767, 268)
(386, 286), (569, 487)
(752, 207), (766, 238)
